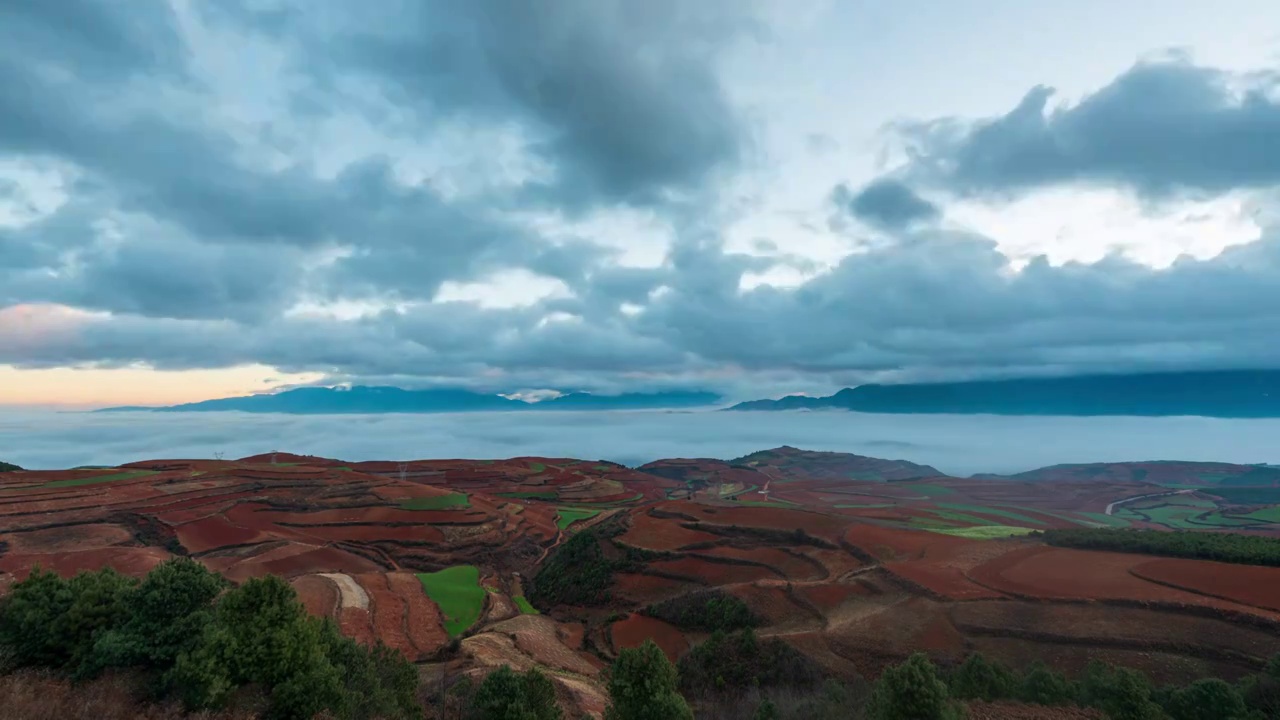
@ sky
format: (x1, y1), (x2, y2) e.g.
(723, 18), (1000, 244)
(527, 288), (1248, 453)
(3, 0), (1280, 408)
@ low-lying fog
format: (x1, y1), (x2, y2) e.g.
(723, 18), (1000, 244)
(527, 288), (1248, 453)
(4, 409), (1279, 476)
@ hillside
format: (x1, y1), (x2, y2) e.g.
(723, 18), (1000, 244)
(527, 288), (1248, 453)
(729, 369), (1280, 417)
(6, 449), (1280, 717)
(0, 461), (20, 472)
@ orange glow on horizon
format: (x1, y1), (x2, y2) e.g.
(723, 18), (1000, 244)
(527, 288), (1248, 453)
(0, 364), (327, 409)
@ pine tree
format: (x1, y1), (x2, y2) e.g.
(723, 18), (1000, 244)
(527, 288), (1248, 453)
(867, 653), (961, 720)
(604, 640), (693, 720)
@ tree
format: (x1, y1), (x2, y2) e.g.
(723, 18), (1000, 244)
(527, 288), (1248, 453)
(0, 566), (138, 674)
(605, 640), (693, 720)
(752, 698), (780, 720)
(87, 557), (229, 686)
(468, 665), (562, 720)
(1078, 661), (1163, 720)
(867, 653), (961, 720)
(948, 652), (1017, 701)
(1165, 678), (1248, 720)
(1017, 661), (1076, 706)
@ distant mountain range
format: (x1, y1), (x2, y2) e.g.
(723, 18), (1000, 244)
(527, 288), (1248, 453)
(728, 370), (1280, 418)
(97, 386), (723, 414)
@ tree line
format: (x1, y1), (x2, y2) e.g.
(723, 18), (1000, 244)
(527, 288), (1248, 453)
(1042, 527), (1280, 566)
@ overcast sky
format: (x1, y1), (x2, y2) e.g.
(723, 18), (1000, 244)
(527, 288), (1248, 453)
(3, 0), (1280, 407)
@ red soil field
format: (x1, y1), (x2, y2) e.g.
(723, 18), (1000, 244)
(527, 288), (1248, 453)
(682, 504), (852, 544)
(796, 582), (874, 612)
(844, 523), (941, 561)
(291, 573), (339, 617)
(967, 546), (1280, 620)
(175, 514), (271, 554)
(336, 606), (376, 647)
(609, 614), (688, 662)
(4, 523), (133, 553)
(0, 547), (171, 580)
(696, 545), (825, 581)
(358, 572), (414, 659)
(618, 510), (721, 551)
(648, 556), (777, 585)
(289, 523), (446, 544)
(387, 572), (448, 657)
(612, 573), (700, 606)
(1130, 558), (1280, 612)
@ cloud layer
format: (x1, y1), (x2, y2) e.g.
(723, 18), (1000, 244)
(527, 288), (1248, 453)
(3, 3), (1279, 401)
(3, 409), (1278, 475)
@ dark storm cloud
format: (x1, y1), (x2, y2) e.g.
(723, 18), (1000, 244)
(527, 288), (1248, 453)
(834, 179), (940, 229)
(10, 226), (1280, 396)
(241, 0), (755, 209)
(896, 58), (1280, 198)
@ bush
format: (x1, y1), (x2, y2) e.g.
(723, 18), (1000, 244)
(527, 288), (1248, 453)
(605, 640), (692, 720)
(867, 653), (961, 720)
(947, 652), (1016, 701)
(1017, 661), (1077, 706)
(1077, 661), (1163, 720)
(0, 561), (421, 720)
(527, 531), (617, 607)
(678, 629), (823, 697)
(1163, 678), (1248, 720)
(0, 566), (137, 674)
(468, 665), (562, 720)
(643, 590), (758, 633)
(1043, 528), (1280, 567)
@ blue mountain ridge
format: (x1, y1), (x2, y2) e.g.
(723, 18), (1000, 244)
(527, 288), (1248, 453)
(95, 386), (723, 414)
(727, 369), (1280, 418)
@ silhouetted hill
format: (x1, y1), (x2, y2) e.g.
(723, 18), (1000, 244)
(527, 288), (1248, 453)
(0, 460), (21, 472)
(97, 386), (722, 414)
(730, 445), (943, 481)
(728, 370), (1280, 418)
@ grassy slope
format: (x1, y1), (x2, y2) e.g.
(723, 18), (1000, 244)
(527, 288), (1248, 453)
(399, 493), (470, 510)
(556, 508), (601, 530)
(43, 470), (158, 488)
(416, 565), (485, 637)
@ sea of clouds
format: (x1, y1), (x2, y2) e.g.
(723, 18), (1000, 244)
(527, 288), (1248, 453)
(3, 409), (1279, 475)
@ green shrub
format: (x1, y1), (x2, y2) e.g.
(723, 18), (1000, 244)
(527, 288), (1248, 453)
(468, 665), (562, 720)
(947, 652), (1017, 701)
(1077, 661), (1163, 720)
(605, 640), (692, 720)
(0, 566), (136, 672)
(678, 629), (822, 697)
(643, 589), (758, 633)
(1163, 678), (1248, 720)
(1043, 528), (1280, 567)
(867, 653), (961, 720)
(1017, 661), (1077, 706)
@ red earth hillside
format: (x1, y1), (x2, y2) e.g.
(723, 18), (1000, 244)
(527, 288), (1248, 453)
(5, 449), (1280, 717)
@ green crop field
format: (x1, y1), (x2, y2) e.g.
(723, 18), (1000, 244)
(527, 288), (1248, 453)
(901, 483), (955, 497)
(416, 566), (485, 637)
(937, 503), (1046, 526)
(1079, 511), (1131, 528)
(1234, 507), (1280, 523)
(513, 596), (539, 614)
(399, 493), (470, 510)
(556, 507), (601, 529)
(924, 508), (1001, 527)
(529, 462), (547, 472)
(834, 503), (895, 509)
(1211, 487), (1280, 504)
(42, 469), (157, 489)
(498, 491), (558, 500)
(933, 525), (1038, 539)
